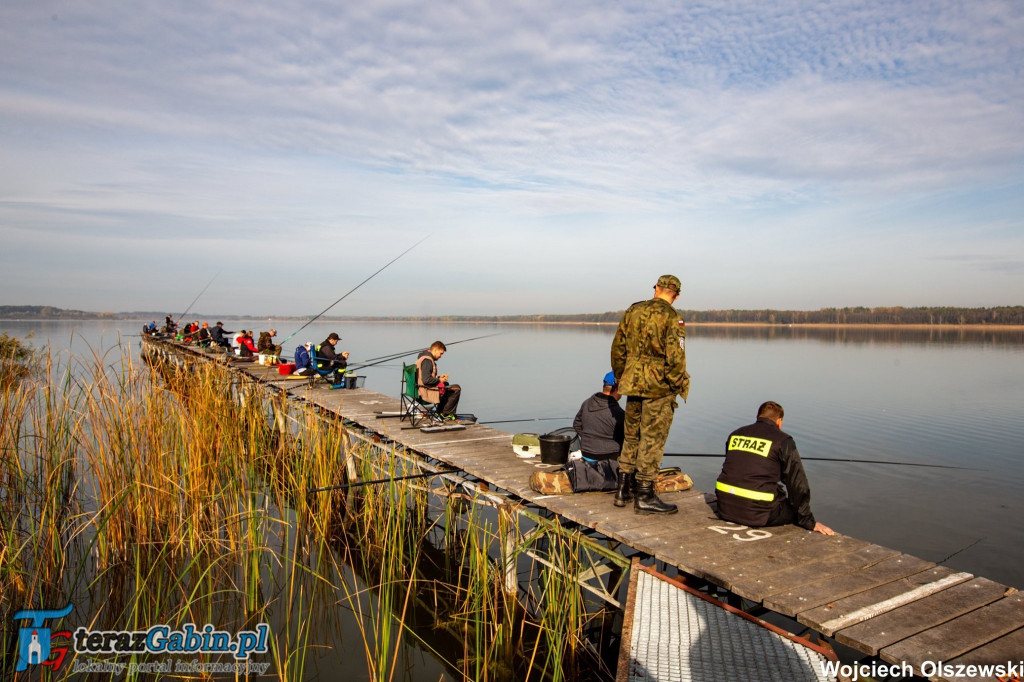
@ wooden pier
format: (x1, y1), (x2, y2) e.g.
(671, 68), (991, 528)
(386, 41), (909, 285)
(145, 338), (1024, 682)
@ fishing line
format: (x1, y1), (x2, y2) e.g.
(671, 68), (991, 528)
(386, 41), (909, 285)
(936, 536), (986, 565)
(345, 333), (502, 371)
(280, 234), (431, 347)
(663, 452), (982, 471)
(478, 417), (572, 425)
(175, 272), (219, 325)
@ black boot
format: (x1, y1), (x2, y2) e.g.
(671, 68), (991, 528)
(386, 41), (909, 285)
(634, 481), (677, 515)
(613, 470), (635, 508)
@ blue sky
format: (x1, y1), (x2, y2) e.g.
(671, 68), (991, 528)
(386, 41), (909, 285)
(1, 0), (1022, 316)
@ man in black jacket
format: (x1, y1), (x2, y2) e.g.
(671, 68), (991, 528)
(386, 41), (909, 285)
(209, 322), (233, 349)
(715, 401), (834, 535)
(317, 333), (349, 380)
(573, 371), (626, 462)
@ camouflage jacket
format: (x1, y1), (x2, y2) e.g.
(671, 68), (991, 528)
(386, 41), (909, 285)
(611, 298), (690, 399)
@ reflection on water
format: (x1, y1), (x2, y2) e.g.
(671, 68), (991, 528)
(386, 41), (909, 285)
(688, 323), (1024, 347)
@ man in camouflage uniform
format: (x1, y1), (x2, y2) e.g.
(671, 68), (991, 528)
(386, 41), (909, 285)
(611, 275), (690, 514)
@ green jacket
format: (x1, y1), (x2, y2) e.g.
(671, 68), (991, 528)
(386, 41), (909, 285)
(611, 298), (690, 400)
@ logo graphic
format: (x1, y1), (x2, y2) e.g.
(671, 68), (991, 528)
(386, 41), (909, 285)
(12, 604), (74, 672)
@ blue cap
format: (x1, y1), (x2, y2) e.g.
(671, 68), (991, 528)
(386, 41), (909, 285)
(603, 371), (616, 387)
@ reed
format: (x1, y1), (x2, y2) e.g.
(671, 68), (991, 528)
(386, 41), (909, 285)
(2, 337), (612, 680)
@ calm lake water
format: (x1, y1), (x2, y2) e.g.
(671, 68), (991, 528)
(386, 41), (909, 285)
(6, 319), (1023, 591)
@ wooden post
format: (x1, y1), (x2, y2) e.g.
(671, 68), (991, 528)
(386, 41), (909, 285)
(500, 505), (518, 596)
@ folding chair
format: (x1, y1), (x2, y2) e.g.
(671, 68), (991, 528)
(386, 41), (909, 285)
(399, 362), (442, 426)
(308, 345), (346, 389)
(375, 362), (455, 429)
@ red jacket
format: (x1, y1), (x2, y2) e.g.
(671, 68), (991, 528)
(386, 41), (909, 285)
(237, 335), (258, 356)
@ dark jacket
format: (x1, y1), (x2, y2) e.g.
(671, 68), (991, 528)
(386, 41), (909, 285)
(716, 417), (816, 530)
(210, 325), (232, 345)
(573, 393), (625, 461)
(317, 340), (347, 370)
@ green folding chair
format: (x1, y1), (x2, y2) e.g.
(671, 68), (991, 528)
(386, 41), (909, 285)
(399, 362), (441, 427)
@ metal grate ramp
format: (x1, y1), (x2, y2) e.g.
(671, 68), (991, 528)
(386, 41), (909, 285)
(620, 565), (837, 682)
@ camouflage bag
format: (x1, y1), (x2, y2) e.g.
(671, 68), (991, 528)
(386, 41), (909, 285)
(655, 466), (693, 492)
(530, 465), (692, 495)
(529, 469), (573, 494)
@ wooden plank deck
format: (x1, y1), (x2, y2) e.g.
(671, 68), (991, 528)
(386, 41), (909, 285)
(148, 339), (1023, 680)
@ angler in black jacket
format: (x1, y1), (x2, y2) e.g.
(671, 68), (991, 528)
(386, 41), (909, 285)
(209, 322), (233, 349)
(715, 401), (834, 535)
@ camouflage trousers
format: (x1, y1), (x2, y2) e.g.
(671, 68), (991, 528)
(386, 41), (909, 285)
(618, 394), (678, 484)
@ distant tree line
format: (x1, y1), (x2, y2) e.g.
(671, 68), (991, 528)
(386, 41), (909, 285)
(0, 305), (116, 319)
(362, 306), (1024, 325)
(3, 305), (1023, 325)
(680, 306), (1024, 325)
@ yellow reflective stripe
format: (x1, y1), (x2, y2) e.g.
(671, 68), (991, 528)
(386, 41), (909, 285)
(716, 481), (775, 502)
(728, 435), (773, 457)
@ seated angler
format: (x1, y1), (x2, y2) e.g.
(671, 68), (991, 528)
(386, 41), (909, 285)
(196, 322), (212, 347)
(416, 341), (462, 419)
(236, 330), (258, 357)
(715, 401), (835, 536)
(316, 333), (349, 382)
(208, 319), (233, 348)
(293, 342), (314, 376)
(573, 371), (625, 462)
(257, 329), (281, 357)
(209, 321), (233, 350)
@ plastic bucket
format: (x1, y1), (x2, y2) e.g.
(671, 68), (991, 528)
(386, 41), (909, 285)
(278, 362), (295, 376)
(345, 375), (365, 389)
(539, 433), (571, 465)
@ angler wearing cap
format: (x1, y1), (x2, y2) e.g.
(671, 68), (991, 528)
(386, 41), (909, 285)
(209, 321), (233, 349)
(257, 328), (281, 357)
(197, 322), (212, 347)
(316, 332), (349, 381)
(611, 274), (691, 514)
(573, 371), (626, 462)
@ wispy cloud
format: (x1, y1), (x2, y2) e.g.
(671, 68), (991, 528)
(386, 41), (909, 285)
(0, 0), (1022, 313)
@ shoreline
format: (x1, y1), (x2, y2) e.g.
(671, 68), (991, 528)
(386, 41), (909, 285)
(4, 318), (1024, 331)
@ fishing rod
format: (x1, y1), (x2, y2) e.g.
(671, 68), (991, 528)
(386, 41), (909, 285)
(346, 333), (502, 371)
(478, 417), (572, 425)
(308, 468), (456, 494)
(350, 333), (501, 366)
(175, 272), (219, 325)
(663, 452), (983, 471)
(280, 234), (431, 347)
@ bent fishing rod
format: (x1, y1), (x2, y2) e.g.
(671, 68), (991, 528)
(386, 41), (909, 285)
(280, 234), (431, 347)
(663, 452), (982, 471)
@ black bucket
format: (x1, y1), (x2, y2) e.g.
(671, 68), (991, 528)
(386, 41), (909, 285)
(539, 433), (571, 465)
